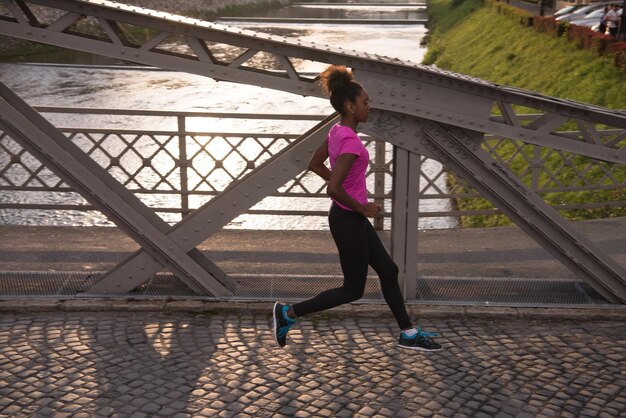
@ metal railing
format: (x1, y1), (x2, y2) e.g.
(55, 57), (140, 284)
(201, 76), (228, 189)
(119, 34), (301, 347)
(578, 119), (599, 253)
(0, 0), (623, 302)
(0, 106), (393, 229)
(1, 107), (624, 230)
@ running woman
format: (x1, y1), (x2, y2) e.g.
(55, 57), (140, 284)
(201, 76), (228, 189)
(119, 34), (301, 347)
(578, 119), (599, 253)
(272, 65), (442, 352)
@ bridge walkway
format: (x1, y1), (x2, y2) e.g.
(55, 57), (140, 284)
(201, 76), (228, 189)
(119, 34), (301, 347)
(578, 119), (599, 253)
(0, 0), (624, 303)
(0, 306), (623, 417)
(1, 216), (624, 305)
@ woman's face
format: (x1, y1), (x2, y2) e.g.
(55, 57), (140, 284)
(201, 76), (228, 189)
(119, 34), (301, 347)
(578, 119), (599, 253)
(349, 89), (370, 123)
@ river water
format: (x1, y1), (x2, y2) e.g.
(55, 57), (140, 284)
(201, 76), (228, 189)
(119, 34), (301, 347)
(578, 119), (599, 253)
(0, 2), (457, 230)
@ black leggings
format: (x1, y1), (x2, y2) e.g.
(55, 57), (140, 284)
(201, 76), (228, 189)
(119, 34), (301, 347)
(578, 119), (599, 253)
(292, 203), (413, 330)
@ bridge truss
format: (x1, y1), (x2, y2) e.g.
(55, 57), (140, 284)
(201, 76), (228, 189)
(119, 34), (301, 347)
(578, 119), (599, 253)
(0, 0), (624, 303)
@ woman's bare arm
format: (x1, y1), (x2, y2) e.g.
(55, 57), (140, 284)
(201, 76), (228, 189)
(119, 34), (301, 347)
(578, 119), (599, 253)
(308, 141), (331, 181)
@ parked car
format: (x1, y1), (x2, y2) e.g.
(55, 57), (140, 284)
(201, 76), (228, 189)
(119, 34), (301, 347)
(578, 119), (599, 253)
(555, 1), (619, 22)
(554, 4), (587, 17)
(569, 8), (606, 28)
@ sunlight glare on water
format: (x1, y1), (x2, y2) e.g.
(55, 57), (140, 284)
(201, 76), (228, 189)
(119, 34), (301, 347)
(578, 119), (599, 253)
(0, 5), (457, 230)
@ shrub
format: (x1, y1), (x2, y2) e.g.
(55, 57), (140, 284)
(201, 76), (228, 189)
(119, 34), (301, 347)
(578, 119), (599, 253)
(556, 20), (569, 37)
(607, 42), (626, 70)
(533, 15), (558, 35)
(486, 0), (534, 26)
(588, 32), (617, 56)
(567, 24), (597, 49)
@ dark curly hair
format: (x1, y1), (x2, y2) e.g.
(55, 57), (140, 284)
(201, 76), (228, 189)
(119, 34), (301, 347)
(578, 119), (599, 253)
(319, 65), (363, 115)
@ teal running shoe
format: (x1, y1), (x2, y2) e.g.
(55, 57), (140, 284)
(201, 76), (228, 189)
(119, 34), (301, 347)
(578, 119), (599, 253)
(272, 302), (296, 347)
(398, 327), (443, 352)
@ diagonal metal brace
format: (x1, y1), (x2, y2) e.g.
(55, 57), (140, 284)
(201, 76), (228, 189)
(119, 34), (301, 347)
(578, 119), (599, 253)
(364, 110), (625, 303)
(86, 114), (340, 294)
(0, 81), (232, 296)
(420, 122), (626, 304)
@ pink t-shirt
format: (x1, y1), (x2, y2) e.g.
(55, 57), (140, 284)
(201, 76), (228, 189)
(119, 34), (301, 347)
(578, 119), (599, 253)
(327, 124), (369, 211)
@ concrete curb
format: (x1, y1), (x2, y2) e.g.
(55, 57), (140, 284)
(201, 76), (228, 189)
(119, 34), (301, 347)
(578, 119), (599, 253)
(1, 298), (625, 320)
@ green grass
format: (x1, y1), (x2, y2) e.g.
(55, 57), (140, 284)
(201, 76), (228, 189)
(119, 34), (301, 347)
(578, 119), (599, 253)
(425, 0), (484, 34)
(425, 2), (626, 108)
(424, 0), (626, 227)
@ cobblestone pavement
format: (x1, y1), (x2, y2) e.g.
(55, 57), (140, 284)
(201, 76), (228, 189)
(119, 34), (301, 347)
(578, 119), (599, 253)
(1, 310), (625, 418)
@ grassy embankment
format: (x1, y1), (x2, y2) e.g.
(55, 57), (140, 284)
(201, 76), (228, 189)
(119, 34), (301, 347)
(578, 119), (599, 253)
(423, 0), (626, 227)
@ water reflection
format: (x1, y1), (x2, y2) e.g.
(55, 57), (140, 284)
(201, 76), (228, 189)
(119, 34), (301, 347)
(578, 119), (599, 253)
(241, 24), (428, 64)
(0, 2), (457, 229)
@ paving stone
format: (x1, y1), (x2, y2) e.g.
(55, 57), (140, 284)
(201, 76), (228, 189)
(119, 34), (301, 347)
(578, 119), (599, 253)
(0, 311), (625, 417)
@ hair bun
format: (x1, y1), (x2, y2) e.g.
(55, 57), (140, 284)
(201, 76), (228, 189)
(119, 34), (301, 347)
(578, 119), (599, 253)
(319, 65), (354, 97)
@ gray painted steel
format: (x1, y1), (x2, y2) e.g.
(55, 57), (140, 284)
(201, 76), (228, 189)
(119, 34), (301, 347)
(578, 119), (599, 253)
(88, 114), (339, 294)
(0, 82), (233, 297)
(0, 271), (611, 305)
(0, 0), (624, 302)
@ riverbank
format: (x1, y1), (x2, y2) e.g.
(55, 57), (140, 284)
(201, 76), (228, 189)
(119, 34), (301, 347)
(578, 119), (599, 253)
(423, 0), (626, 109)
(0, 0), (289, 59)
(423, 0), (626, 228)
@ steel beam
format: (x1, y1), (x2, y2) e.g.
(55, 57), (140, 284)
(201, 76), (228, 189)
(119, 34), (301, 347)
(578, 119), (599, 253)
(356, 70), (626, 165)
(87, 114), (340, 294)
(0, 81), (232, 296)
(364, 110), (626, 303)
(0, 0), (624, 302)
(0, 0), (624, 164)
(422, 123), (626, 303)
(390, 146), (420, 300)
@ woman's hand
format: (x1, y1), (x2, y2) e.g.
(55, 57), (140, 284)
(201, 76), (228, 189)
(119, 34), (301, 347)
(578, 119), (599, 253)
(360, 202), (381, 218)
